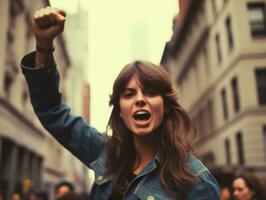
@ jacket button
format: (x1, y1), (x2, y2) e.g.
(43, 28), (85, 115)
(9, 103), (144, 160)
(97, 175), (103, 181)
(147, 195), (155, 200)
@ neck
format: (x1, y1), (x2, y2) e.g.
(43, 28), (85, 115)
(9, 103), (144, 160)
(133, 133), (159, 175)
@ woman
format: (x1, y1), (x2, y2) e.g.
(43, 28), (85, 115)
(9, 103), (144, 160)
(232, 173), (266, 200)
(21, 7), (220, 200)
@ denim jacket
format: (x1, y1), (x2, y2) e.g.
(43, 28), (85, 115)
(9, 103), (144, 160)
(21, 52), (221, 200)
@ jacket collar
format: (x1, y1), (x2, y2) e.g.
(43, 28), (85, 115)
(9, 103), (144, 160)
(90, 151), (161, 185)
(90, 151), (203, 185)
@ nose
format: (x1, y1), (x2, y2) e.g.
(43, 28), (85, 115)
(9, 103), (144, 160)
(135, 91), (146, 107)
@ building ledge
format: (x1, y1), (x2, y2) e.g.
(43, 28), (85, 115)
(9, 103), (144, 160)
(0, 96), (45, 137)
(194, 106), (266, 147)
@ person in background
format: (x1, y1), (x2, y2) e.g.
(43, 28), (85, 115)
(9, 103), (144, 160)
(36, 191), (48, 200)
(20, 6), (221, 200)
(220, 186), (232, 200)
(0, 191), (6, 200)
(54, 181), (74, 200)
(28, 192), (38, 200)
(9, 193), (21, 200)
(57, 193), (83, 200)
(232, 173), (266, 200)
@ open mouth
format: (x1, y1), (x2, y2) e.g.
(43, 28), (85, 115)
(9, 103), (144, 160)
(133, 111), (151, 121)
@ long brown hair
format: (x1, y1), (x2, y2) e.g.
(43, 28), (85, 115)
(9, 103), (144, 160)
(107, 60), (196, 195)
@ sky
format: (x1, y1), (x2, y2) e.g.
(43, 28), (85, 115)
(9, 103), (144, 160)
(50, 0), (179, 132)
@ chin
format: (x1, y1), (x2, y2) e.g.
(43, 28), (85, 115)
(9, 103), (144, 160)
(132, 128), (157, 136)
(134, 131), (152, 136)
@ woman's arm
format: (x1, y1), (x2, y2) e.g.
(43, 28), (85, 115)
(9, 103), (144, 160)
(20, 7), (106, 166)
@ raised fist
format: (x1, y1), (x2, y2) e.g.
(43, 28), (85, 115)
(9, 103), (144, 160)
(33, 7), (66, 48)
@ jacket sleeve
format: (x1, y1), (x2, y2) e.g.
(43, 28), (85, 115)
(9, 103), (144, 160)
(20, 52), (106, 167)
(187, 171), (221, 200)
(187, 155), (221, 200)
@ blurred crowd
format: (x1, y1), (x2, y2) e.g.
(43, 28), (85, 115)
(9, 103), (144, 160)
(0, 172), (265, 200)
(0, 181), (89, 200)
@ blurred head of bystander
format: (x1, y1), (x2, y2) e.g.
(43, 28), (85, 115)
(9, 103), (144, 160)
(9, 193), (21, 200)
(220, 186), (231, 200)
(54, 181), (74, 200)
(0, 191), (6, 200)
(232, 173), (266, 200)
(57, 192), (83, 200)
(28, 191), (38, 200)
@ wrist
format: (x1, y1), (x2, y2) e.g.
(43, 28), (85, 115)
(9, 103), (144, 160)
(36, 44), (55, 54)
(35, 50), (54, 69)
(36, 39), (54, 49)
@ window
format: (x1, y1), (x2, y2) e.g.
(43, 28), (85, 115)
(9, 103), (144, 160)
(215, 34), (222, 64)
(225, 16), (234, 50)
(225, 138), (231, 164)
(22, 88), (28, 105)
(221, 88), (228, 120)
(196, 110), (205, 138)
(231, 77), (240, 112)
(4, 71), (13, 97)
(0, 139), (14, 178)
(247, 3), (266, 36)
(203, 47), (210, 76)
(263, 126), (266, 160)
(236, 132), (245, 165)
(207, 99), (214, 132)
(255, 68), (266, 105)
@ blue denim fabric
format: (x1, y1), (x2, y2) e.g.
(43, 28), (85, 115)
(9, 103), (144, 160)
(21, 52), (221, 200)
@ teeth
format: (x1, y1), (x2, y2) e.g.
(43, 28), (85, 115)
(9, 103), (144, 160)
(136, 111), (148, 115)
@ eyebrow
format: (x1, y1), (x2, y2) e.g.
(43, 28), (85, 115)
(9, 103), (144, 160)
(121, 88), (135, 94)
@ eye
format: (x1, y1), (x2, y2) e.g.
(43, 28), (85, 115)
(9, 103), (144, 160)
(121, 89), (135, 98)
(144, 88), (159, 97)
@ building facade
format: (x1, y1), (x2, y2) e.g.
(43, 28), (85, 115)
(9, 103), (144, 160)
(63, 1), (92, 191)
(0, 0), (90, 197)
(162, 0), (266, 184)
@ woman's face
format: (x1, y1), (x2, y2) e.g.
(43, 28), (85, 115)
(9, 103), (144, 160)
(119, 75), (164, 136)
(233, 178), (255, 200)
